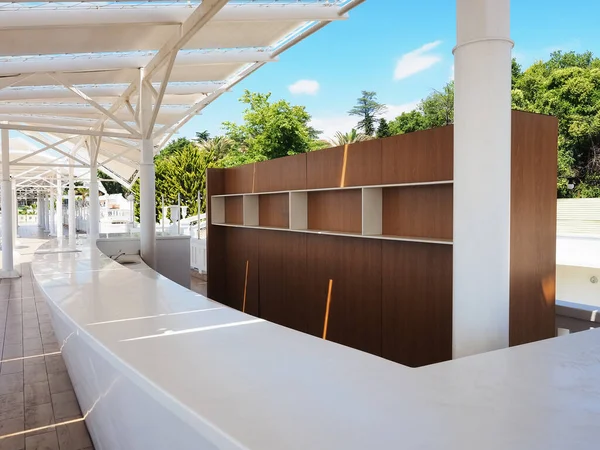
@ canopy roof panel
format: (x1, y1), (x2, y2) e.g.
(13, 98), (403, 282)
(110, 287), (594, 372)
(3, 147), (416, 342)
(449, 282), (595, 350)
(0, 0), (364, 189)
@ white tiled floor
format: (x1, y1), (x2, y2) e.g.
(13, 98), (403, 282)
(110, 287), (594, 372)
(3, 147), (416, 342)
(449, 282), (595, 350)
(0, 226), (93, 450)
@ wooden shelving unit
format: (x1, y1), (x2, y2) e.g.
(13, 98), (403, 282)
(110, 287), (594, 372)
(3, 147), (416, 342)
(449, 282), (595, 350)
(211, 180), (454, 244)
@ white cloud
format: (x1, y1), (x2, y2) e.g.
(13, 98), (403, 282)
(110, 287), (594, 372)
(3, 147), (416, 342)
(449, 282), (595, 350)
(449, 64), (454, 81)
(288, 79), (320, 95)
(310, 100), (420, 141)
(394, 40), (443, 81)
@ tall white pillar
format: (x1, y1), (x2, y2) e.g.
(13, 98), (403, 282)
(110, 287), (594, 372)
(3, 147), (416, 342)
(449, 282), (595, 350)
(68, 166), (76, 241)
(89, 168), (100, 240)
(139, 71), (156, 268)
(1, 129), (17, 277)
(12, 180), (18, 238)
(49, 188), (55, 236)
(453, 0), (513, 358)
(44, 193), (50, 233)
(37, 192), (43, 227)
(56, 173), (63, 239)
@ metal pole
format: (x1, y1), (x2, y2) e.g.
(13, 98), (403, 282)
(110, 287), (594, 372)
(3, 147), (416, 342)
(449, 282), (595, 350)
(197, 191), (201, 239)
(177, 193), (181, 235)
(12, 179), (18, 238)
(161, 195), (165, 235)
(139, 70), (157, 268)
(49, 188), (55, 236)
(89, 168), (100, 240)
(68, 165), (76, 241)
(56, 172), (63, 239)
(1, 129), (16, 276)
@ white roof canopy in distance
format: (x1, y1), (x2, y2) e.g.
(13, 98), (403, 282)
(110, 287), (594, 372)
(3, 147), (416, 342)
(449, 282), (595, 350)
(0, 0), (364, 189)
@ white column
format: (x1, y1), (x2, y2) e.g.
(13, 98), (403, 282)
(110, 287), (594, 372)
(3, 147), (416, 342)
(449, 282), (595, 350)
(89, 168), (100, 240)
(49, 188), (55, 236)
(1, 129), (17, 277)
(453, 0), (513, 358)
(44, 193), (50, 233)
(37, 192), (43, 227)
(12, 180), (18, 238)
(139, 71), (157, 268)
(68, 166), (76, 241)
(56, 173), (63, 239)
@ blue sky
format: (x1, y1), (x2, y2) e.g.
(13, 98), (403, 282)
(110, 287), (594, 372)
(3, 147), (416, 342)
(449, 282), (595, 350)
(178, 0), (600, 141)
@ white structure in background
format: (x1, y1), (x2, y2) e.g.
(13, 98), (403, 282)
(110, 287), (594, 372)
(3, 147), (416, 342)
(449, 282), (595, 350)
(556, 198), (600, 307)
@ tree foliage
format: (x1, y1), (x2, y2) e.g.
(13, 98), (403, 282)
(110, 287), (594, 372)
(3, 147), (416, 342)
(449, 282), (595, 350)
(222, 90), (317, 159)
(348, 91), (386, 136)
(376, 118), (392, 138)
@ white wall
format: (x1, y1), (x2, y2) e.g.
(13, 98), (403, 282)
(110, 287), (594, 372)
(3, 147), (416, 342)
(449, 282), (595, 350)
(556, 264), (600, 308)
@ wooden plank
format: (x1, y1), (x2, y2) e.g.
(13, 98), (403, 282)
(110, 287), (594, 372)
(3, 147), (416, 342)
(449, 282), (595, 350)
(344, 139), (382, 187)
(382, 241), (453, 367)
(382, 184), (453, 240)
(307, 189), (362, 233)
(259, 193), (290, 229)
(305, 234), (382, 356)
(254, 153), (307, 192)
(258, 230), (308, 332)
(206, 168), (226, 302)
(306, 145), (345, 189)
(381, 126), (453, 184)
(224, 196), (243, 225)
(224, 163), (256, 194)
(509, 110), (558, 345)
(223, 227), (259, 315)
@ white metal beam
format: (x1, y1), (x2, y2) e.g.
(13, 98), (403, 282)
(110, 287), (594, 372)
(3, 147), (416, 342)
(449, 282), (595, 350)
(0, 122), (137, 139)
(49, 74), (141, 137)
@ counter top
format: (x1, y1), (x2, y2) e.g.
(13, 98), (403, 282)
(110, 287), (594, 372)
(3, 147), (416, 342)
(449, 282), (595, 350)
(32, 238), (600, 449)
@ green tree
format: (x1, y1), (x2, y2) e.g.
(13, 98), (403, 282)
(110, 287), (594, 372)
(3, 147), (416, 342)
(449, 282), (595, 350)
(389, 110), (428, 134)
(419, 81), (454, 127)
(194, 130), (210, 144)
(376, 118), (392, 138)
(348, 91), (386, 136)
(223, 90), (316, 159)
(132, 141), (210, 221)
(156, 137), (193, 160)
(98, 170), (129, 196)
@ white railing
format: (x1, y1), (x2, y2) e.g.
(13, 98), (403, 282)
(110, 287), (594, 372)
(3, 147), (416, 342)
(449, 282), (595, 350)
(190, 238), (206, 273)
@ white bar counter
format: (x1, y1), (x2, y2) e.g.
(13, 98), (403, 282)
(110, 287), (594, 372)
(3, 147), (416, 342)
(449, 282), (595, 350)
(31, 238), (600, 449)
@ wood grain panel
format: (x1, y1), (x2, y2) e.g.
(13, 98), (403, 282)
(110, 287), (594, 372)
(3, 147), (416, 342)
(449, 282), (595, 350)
(206, 168), (226, 302)
(224, 196), (243, 225)
(223, 227), (259, 315)
(306, 146), (345, 189)
(382, 185), (453, 239)
(254, 153), (307, 192)
(305, 234), (382, 356)
(382, 241), (453, 367)
(343, 139), (382, 187)
(307, 189), (362, 233)
(259, 193), (289, 229)
(381, 126), (453, 184)
(258, 230), (308, 332)
(509, 110), (558, 346)
(224, 163), (256, 194)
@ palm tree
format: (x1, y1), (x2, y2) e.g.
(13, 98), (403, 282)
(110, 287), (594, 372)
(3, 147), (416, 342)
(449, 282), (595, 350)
(329, 129), (371, 146)
(200, 136), (234, 162)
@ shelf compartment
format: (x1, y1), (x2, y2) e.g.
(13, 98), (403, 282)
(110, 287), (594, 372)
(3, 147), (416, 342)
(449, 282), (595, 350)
(225, 196), (243, 225)
(307, 189), (362, 234)
(259, 193), (289, 229)
(382, 184), (452, 240)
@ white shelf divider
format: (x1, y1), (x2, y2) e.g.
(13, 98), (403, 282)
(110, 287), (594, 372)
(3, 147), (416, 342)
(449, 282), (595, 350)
(243, 194), (259, 226)
(362, 187), (382, 236)
(289, 191), (308, 230)
(211, 196), (225, 224)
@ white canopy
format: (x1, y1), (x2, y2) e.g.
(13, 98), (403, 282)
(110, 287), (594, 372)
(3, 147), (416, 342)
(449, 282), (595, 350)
(0, 0), (363, 189)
